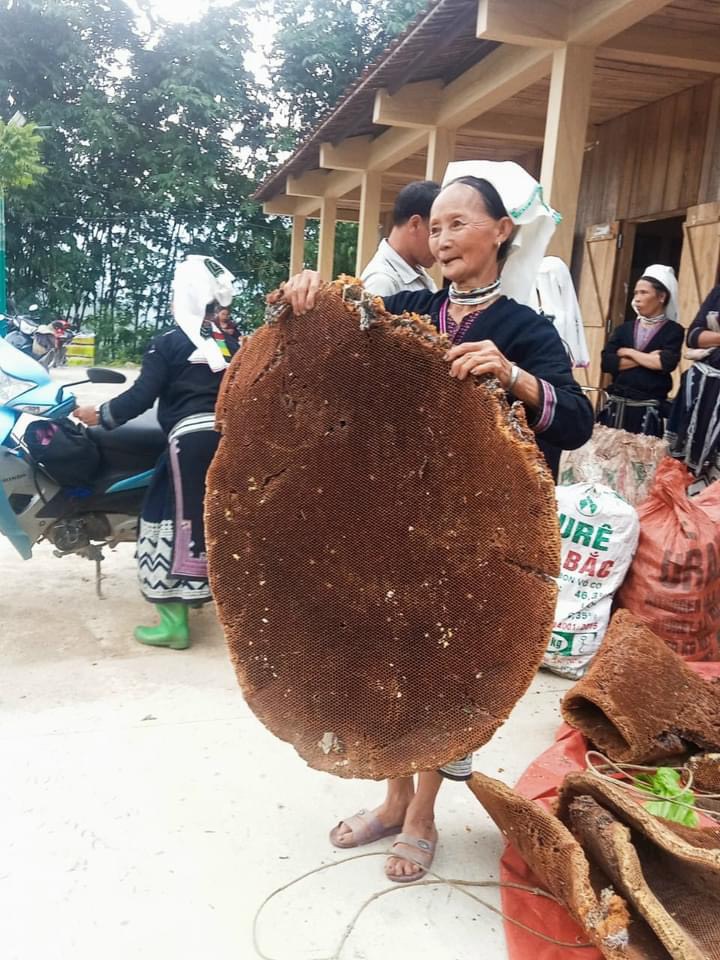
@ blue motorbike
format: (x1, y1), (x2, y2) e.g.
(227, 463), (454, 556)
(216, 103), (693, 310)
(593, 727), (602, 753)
(0, 337), (164, 589)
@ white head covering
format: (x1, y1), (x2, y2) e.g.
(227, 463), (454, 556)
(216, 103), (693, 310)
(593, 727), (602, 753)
(638, 263), (678, 322)
(441, 160), (561, 306)
(172, 255), (236, 371)
(532, 256), (590, 368)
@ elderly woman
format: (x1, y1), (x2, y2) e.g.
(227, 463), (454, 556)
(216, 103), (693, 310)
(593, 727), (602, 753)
(278, 160), (593, 883)
(75, 256), (239, 649)
(598, 265), (683, 436)
(667, 283), (720, 475)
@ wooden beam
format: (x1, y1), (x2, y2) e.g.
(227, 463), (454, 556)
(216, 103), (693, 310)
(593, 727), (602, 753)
(263, 195), (311, 217)
(462, 111), (546, 143)
(541, 44), (595, 261)
(317, 197), (337, 281)
(568, 0), (674, 47)
(289, 216), (306, 275)
(476, 0), (569, 48)
(355, 172), (383, 275)
(425, 127), (456, 183)
(286, 169), (334, 198)
(319, 136), (372, 171)
(601, 24), (720, 74)
(386, 157), (428, 179)
(373, 80), (444, 129)
(476, 0), (674, 49)
(437, 44), (552, 129)
(366, 127), (429, 173)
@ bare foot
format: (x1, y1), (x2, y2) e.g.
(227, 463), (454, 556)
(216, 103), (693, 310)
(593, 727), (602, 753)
(384, 806), (438, 881)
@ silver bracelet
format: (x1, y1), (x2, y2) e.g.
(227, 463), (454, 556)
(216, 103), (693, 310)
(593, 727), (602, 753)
(508, 364), (521, 390)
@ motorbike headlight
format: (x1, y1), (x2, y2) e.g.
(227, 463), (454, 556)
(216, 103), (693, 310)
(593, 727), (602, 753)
(14, 404), (53, 415)
(0, 372), (31, 406)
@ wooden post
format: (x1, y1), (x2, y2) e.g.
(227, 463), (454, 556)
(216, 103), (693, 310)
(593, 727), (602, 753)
(540, 44), (595, 261)
(355, 172), (382, 275)
(289, 216), (306, 276)
(425, 127), (456, 286)
(317, 197), (337, 281)
(425, 127), (456, 183)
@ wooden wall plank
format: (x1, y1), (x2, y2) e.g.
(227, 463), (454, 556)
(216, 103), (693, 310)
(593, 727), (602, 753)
(647, 95), (676, 214)
(682, 82), (712, 208)
(699, 78), (720, 201)
(662, 87), (693, 212)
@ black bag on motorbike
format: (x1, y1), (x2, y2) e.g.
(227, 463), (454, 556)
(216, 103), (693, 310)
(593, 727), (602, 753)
(23, 417), (101, 488)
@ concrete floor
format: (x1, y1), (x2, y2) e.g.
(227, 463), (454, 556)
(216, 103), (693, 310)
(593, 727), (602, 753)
(0, 367), (572, 960)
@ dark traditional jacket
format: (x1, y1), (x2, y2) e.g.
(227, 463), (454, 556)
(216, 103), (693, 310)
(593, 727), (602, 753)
(601, 319), (683, 401)
(100, 327), (238, 434)
(686, 285), (720, 368)
(383, 291), (594, 476)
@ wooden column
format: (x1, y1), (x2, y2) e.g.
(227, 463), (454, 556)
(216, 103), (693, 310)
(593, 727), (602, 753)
(426, 127), (456, 285)
(425, 127), (456, 183)
(289, 215), (306, 276)
(540, 44), (595, 261)
(355, 172), (383, 275)
(317, 197), (337, 281)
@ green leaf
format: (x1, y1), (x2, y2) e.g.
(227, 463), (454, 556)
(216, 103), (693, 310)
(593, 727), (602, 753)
(634, 768), (699, 827)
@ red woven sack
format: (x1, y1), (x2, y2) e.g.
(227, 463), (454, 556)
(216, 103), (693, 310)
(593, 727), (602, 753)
(617, 457), (720, 660)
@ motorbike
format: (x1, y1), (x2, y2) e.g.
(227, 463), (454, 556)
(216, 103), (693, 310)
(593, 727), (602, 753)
(5, 305), (59, 368)
(0, 337), (166, 593)
(50, 318), (75, 366)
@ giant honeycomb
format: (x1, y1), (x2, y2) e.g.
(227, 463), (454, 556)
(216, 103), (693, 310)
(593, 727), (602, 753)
(206, 279), (560, 779)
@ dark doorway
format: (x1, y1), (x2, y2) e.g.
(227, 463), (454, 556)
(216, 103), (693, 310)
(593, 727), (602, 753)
(623, 215), (684, 322)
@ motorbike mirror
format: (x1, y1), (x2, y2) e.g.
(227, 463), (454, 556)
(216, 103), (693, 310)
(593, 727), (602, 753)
(27, 304), (39, 313)
(87, 367), (127, 384)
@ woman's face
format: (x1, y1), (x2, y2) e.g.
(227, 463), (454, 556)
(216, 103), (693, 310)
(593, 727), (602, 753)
(428, 183), (513, 287)
(215, 307), (233, 333)
(632, 280), (666, 318)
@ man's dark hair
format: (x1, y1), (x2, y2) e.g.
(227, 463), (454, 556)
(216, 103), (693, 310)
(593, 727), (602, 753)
(392, 180), (441, 226)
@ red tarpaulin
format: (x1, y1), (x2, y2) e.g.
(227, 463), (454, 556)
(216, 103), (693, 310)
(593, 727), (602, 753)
(499, 662), (720, 960)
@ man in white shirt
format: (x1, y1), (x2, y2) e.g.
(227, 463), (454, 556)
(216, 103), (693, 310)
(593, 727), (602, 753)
(360, 180), (440, 297)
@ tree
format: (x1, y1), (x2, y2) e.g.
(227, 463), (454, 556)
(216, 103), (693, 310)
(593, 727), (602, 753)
(0, 120), (45, 191)
(266, 0), (427, 134)
(0, 0), (426, 357)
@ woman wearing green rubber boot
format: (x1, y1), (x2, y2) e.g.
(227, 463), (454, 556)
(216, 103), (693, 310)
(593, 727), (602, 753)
(75, 256), (240, 649)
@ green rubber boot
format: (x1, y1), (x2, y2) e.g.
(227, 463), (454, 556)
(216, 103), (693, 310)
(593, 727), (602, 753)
(134, 603), (190, 650)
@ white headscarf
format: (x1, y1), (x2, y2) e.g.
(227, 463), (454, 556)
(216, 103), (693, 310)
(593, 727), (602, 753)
(441, 160), (561, 306)
(638, 264), (678, 322)
(532, 256), (590, 368)
(172, 255), (236, 371)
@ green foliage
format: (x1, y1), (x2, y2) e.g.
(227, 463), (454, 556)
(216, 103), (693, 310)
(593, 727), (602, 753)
(0, 121), (46, 191)
(266, 0), (427, 133)
(634, 768), (699, 827)
(1, 0), (425, 361)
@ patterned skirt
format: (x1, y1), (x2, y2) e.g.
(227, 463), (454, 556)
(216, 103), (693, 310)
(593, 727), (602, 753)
(597, 394), (667, 437)
(137, 412), (219, 604)
(666, 362), (720, 475)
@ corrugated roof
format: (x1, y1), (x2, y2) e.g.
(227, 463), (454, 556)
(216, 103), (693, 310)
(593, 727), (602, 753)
(254, 0), (496, 200)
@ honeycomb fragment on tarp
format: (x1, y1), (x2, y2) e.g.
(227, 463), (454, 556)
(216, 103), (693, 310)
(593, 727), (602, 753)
(562, 609), (720, 764)
(206, 279), (560, 779)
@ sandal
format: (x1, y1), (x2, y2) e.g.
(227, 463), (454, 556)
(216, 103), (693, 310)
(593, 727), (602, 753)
(385, 831), (437, 883)
(329, 808), (402, 849)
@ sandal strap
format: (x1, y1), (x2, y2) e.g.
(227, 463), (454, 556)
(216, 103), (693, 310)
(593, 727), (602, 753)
(337, 809), (379, 845)
(389, 832), (436, 869)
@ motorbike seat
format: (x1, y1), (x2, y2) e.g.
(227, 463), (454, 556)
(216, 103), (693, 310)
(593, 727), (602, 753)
(88, 408), (166, 475)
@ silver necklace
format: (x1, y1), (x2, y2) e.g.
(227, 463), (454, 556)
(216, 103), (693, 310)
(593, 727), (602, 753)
(448, 278), (501, 306)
